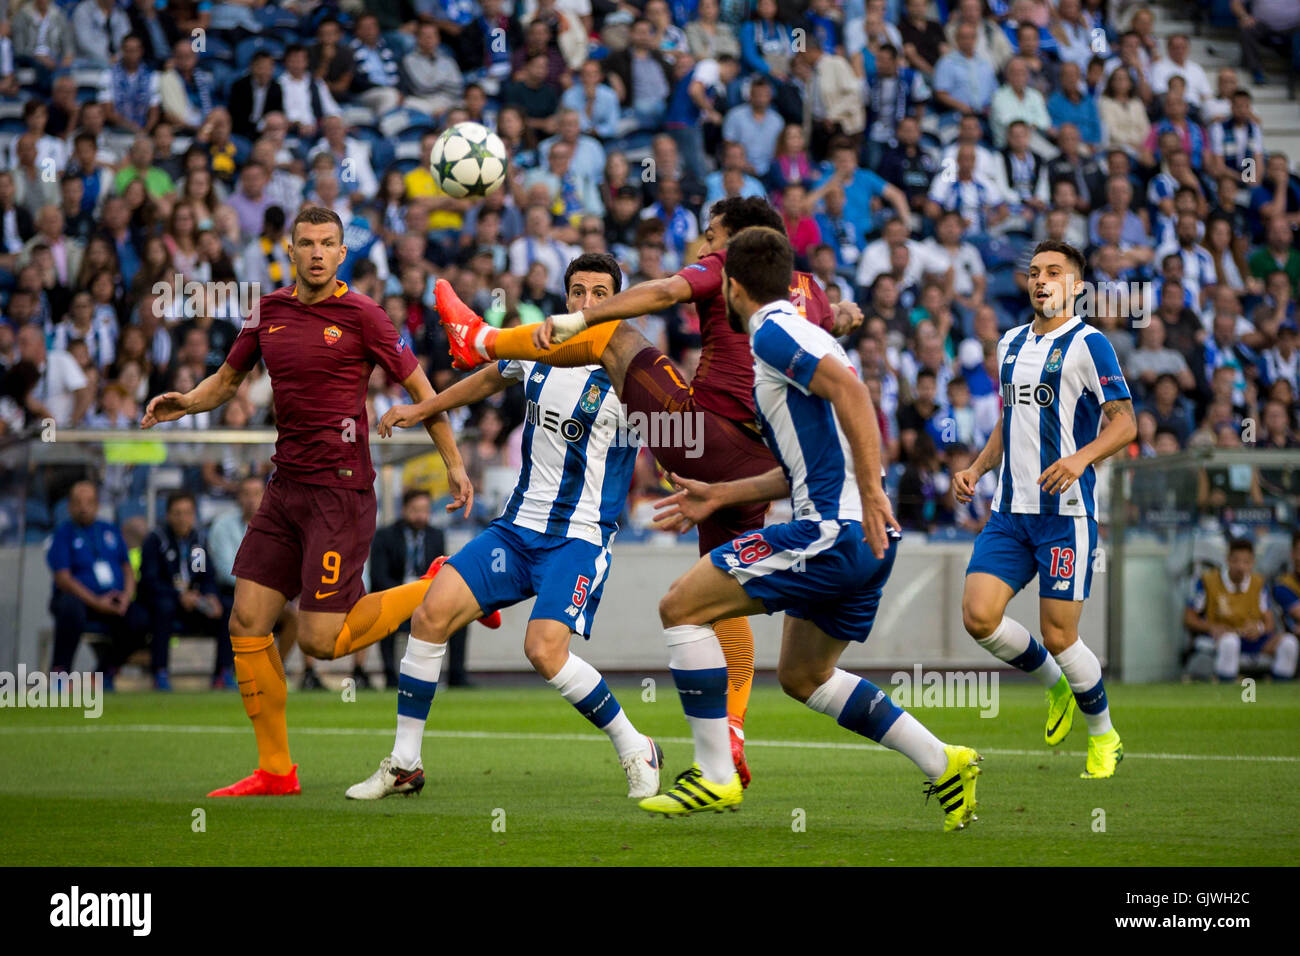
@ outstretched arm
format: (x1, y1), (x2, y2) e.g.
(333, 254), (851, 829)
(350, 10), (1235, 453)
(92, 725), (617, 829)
(653, 467), (791, 533)
(536, 274), (695, 347)
(398, 365), (477, 517)
(379, 364), (513, 437)
(141, 362), (246, 428)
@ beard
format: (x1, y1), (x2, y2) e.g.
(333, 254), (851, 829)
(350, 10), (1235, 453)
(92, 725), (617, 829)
(726, 297), (747, 335)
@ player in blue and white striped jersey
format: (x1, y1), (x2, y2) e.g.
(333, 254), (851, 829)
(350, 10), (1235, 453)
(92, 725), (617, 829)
(954, 240), (1136, 780)
(345, 255), (666, 802)
(642, 227), (983, 831)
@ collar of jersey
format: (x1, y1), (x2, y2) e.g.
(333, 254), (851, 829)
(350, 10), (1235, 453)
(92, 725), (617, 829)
(1029, 315), (1081, 342)
(1220, 568), (1252, 594)
(748, 299), (798, 334)
(289, 281), (349, 299)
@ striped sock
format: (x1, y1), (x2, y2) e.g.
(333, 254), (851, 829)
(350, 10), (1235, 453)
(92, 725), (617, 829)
(1053, 638), (1112, 735)
(548, 652), (644, 758)
(664, 624), (732, 783)
(976, 617), (1063, 688)
(392, 638), (445, 769)
(806, 668), (948, 779)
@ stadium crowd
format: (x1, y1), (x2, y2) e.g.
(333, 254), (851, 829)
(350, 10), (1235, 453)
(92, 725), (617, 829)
(0, 0), (1296, 680)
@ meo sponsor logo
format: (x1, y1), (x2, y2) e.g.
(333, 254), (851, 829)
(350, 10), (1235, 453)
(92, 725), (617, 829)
(1001, 382), (1056, 408)
(525, 399), (587, 442)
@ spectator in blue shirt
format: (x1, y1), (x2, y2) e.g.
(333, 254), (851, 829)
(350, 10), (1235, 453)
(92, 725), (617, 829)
(47, 480), (146, 680)
(560, 60), (624, 140)
(138, 491), (232, 691)
(932, 21), (998, 122)
(721, 76), (785, 177)
(811, 139), (914, 237)
(1048, 61), (1101, 147)
(704, 140), (767, 209)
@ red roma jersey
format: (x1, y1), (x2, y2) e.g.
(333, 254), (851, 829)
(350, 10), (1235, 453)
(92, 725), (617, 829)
(225, 281), (418, 489)
(676, 248), (834, 424)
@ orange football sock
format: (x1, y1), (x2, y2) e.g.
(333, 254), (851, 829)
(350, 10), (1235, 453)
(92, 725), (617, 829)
(231, 635), (292, 775)
(332, 579), (431, 659)
(715, 617), (754, 724)
(489, 322), (617, 366)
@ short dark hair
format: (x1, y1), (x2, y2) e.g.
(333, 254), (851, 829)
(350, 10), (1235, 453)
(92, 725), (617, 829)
(1228, 538), (1254, 555)
(292, 205), (344, 242)
(1031, 239), (1086, 277)
(709, 196), (785, 238)
(402, 488), (431, 507)
(564, 252), (622, 295)
(724, 227), (793, 306)
(165, 491), (196, 513)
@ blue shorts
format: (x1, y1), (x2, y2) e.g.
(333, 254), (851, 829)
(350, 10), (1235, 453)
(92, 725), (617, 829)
(966, 510), (1098, 601)
(446, 520), (612, 637)
(709, 519), (898, 643)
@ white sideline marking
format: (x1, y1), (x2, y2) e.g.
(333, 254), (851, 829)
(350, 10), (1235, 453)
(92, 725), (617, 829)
(0, 723), (1297, 763)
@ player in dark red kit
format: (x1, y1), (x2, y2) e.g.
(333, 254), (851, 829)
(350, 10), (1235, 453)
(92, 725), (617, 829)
(428, 197), (861, 787)
(142, 206), (496, 797)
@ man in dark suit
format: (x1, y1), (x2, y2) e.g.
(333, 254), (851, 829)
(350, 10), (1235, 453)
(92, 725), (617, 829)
(228, 51), (284, 142)
(138, 491), (232, 690)
(369, 488), (471, 688)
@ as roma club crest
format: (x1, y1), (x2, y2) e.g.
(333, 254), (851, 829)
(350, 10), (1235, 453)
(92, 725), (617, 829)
(323, 325), (343, 346)
(579, 382), (603, 414)
(1045, 347), (1063, 373)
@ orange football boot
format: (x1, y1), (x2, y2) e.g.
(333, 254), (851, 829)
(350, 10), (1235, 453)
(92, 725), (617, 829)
(435, 278), (493, 371)
(208, 764), (302, 797)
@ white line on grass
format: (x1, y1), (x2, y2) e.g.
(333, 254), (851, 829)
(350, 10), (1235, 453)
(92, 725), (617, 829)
(1, 723), (1297, 763)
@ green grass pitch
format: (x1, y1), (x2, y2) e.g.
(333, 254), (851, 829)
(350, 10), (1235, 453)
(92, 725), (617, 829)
(1, 680), (1296, 866)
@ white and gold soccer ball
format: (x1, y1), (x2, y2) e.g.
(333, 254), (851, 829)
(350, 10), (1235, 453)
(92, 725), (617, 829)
(429, 121), (508, 199)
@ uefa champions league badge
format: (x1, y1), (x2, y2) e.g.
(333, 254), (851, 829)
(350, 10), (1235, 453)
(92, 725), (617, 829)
(1045, 348), (1063, 373)
(580, 383), (603, 414)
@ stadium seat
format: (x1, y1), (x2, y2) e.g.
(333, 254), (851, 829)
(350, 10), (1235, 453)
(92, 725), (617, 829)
(378, 108), (438, 139)
(234, 36), (286, 72)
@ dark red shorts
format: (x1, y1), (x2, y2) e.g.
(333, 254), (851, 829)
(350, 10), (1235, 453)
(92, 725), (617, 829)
(232, 473), (376, 613)
(622, 346), (776, 553)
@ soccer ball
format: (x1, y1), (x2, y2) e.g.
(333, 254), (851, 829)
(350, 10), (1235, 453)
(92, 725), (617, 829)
(430, 121), (507, 199)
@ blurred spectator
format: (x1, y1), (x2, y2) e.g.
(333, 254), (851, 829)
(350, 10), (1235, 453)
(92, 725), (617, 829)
(1185, 538), (1295, 681)
(71, 0), (131, 69)
(278, 42), (341, 139)
(17, 322), (90, 426)
(159, 38), (214, 133)
(228, 50), (282, 141)
(138, 491), (231, 690)
(47, 480), (146, 680)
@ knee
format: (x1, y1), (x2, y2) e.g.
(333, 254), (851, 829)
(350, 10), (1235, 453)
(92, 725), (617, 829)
(409, 599), (450, 642)
(1039, 627), (1074, 656)
(658, 588), (684, 629)
(523, 636), (566, 678)
(777, 662), (829, 703)
(1218, 632), (1241, 651)
(961, 599), (1001, 641)
(296, 628), (335, 659)
(227, 601), (260, 640)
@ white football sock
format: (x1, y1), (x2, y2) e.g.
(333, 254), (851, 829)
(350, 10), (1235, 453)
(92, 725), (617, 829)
(976, 616), (1062, 688)
(547, 652), (644, 758)
(1054, 637), (1112, 735)
(1273, 634), (1299, 680)
(392, 638), (445, 769)
(665, 624), (733, 783)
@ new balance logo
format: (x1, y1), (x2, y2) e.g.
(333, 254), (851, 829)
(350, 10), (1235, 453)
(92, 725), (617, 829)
(531, 372), (546, 383)
(1052, 580), (1071, 591)
(564, 604), (580, 617)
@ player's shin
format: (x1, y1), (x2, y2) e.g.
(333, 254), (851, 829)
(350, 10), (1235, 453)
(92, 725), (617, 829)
(231, 634), (292, 775)
(490, 322), (618, 366)
(665, 624), (733, 783)
(976, 616), (1063, 688)
(548, 651), (645, 758)
(1053, 638), (1112, 734)
(715, 617), (755, 723)
(392, 637), (445, 769)
(805, 668), (948, 779)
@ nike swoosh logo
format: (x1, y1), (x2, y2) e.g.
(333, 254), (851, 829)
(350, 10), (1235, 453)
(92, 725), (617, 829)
(267, 325), (286, 334)
(1047, 707), (1070, 737)
(314, 589), (339, 599)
